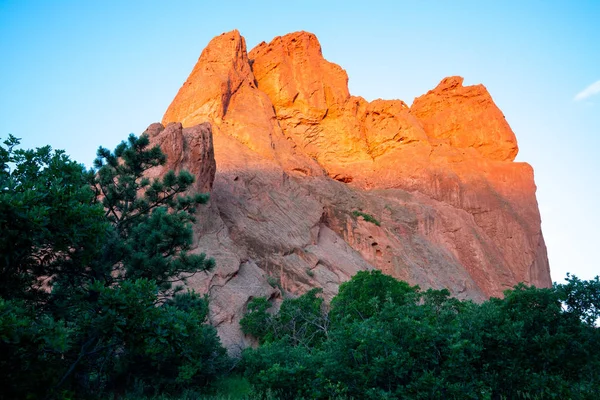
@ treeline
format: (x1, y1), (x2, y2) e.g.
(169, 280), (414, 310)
(1, 134), (599, 399)
(240, 271), (600, 399)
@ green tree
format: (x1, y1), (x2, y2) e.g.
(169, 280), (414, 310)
(239, 296), (272, 343)
(556, 273), (600, 326)
(0, 134), (227, 399)
(84, 133), (214, 297)
(60, 280), (227, 395)
(329, 270), (419, 323)
(0, 135), (107, 303)
(241, 341), (318, 400)
(466, 283), (600, 399)
(0, 297), (71, 399)
(241, 288), (328, 347)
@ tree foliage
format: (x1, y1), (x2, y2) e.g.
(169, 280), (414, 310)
(241, 271), (600, 399)
(86, 133), (214, 297)
(0, 135), (106, 303)
(329, 270), (419, 323)
(0, 134), (227, 399)
(556, 273), (600, 326)
(241, 288), (328, 348)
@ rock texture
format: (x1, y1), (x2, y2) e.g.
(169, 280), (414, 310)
(153, 30), (551, 351)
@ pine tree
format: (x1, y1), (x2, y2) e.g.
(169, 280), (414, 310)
(0, 134), (227, 399)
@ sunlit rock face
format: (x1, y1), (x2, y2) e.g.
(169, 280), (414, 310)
(157, 30), (551, 350)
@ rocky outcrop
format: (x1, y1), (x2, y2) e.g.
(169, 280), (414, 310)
(154, 30), (551, 350)
(411, 76), (518, 162)
(144, 122), (216, 193)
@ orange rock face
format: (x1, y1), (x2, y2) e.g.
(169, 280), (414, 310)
(411, 76), (519, 162)
(157, 30), (551, 350)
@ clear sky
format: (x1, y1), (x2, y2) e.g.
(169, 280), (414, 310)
(1, 0), (598, 283)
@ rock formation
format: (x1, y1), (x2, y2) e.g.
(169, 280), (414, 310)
(150, 30), (551, 350)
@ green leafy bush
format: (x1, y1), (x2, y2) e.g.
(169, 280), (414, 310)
(0, 298), (71, 399)
(330, 270), (419, 323)
(241, 288), (327, 347)
(352, 210), (381, 226)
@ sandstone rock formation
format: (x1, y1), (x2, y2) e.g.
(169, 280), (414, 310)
(152, 30), (551, 350)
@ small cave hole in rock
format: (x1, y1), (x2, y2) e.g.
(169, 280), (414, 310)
(292, 168), (308, 176)
(333, 175), (353, 183)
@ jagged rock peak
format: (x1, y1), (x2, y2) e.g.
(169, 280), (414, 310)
(434, 76), (466, 91)
(411, 75), (519, 161)
(164, 30), (519, 166)
(252, 30), (324, 54)
(249, 30), (351, 116)
(162, 30), (254, 127)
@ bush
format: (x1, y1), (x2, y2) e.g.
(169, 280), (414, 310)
(352, 210), (381, 226)
(241, 289), (327, 347)
(329, 270), (419, 323)
(0, 298), (70, 399)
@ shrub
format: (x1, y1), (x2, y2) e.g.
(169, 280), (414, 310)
(352, 210), (381, 226)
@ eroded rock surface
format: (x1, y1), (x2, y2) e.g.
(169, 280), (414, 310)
(152, 30), (551, 350)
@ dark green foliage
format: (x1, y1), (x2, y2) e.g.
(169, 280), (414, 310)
(241, 271), (600, 399)
(0, 134), (107, 303)
(352, 210), (381, 226)
(464, 283), (600, 398)
(241, 289), (328, 347)
(556, 273), (600, 326)
(88, 133), (214, 297)
(0, 297), (71, 399)
(241, 341), (317, 399)
(329, 270), (419, 322)
(240, 297), (272, 342)
(58, 279), (228, 395)
(0, 135), (227, 399)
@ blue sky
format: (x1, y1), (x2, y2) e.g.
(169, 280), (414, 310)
(1, 0), (598, 282)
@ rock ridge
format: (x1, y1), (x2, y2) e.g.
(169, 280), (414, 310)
(153, 30), (550, 350)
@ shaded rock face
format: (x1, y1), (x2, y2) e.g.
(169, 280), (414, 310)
(154, 30), (551, 351)
(144, 122), (216, 193)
